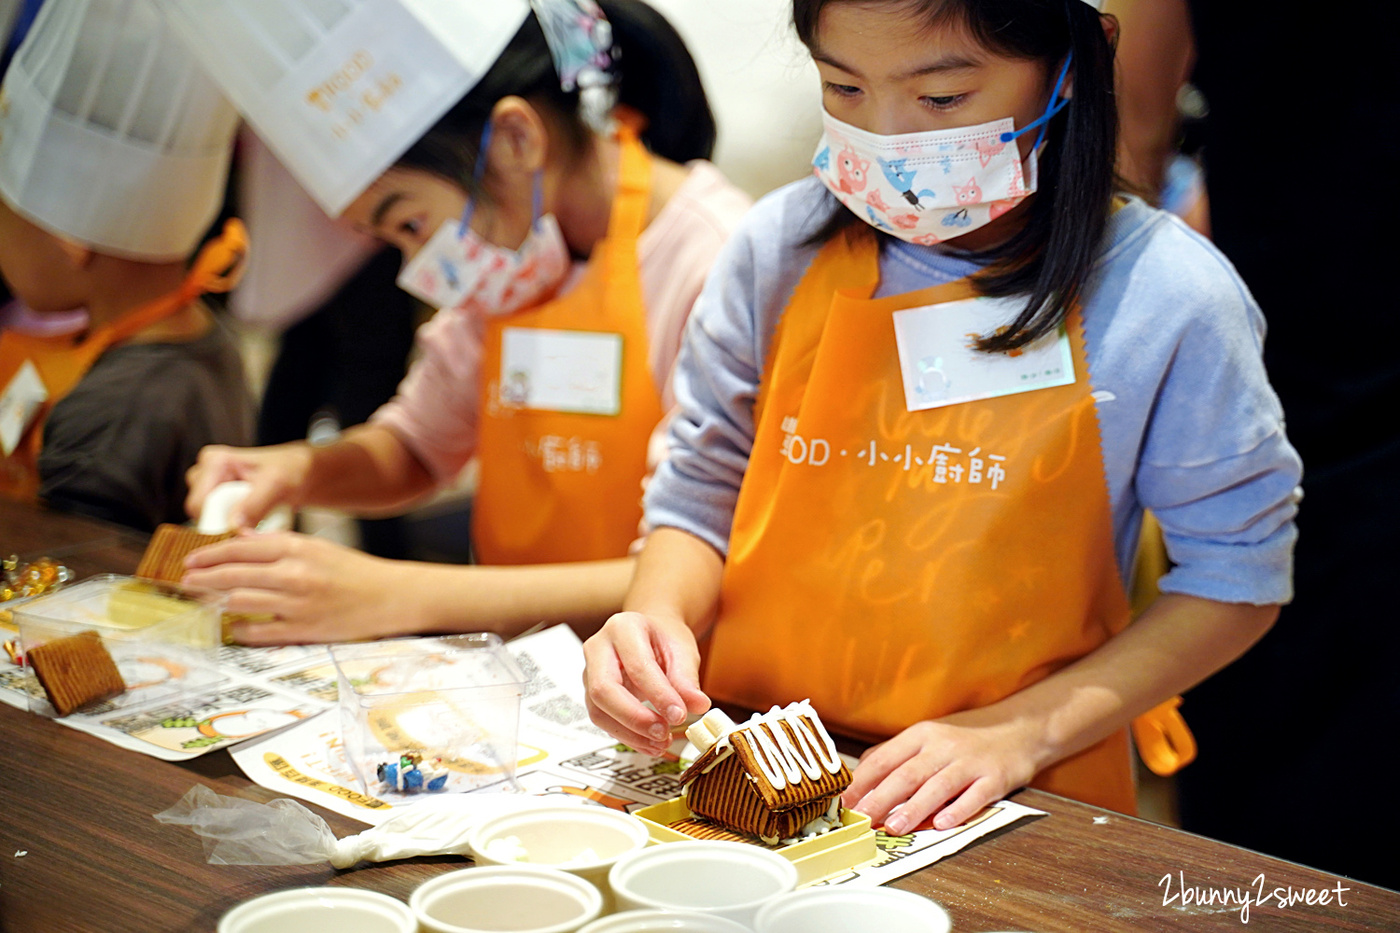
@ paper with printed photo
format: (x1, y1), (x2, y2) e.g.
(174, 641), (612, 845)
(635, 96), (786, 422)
(0, 617), (335, 759)
(226, 625), (1045, 887)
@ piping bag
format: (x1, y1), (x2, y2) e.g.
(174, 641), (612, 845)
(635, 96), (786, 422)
(155, 785), (564, 868)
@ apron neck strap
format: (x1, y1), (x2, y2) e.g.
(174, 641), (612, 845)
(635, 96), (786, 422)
(607, 121), (652, 242)
(98, 218), (249, 345)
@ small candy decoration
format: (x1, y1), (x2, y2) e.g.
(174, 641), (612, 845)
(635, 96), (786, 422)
(1, 555), (73, 602)
(376, 751), (450, 794)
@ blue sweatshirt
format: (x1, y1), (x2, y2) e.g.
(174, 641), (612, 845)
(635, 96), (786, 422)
(646, 179), (1301, 605)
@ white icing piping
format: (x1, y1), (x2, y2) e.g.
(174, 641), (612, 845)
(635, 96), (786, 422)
(742, 721), (801, 788)
(801, 700), (843, 772)
(733, 700), (843, 791)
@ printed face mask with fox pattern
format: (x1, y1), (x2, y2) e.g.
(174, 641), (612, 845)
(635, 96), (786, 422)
(811, 110), (1039, 245)
(811, 55), (1073, 245)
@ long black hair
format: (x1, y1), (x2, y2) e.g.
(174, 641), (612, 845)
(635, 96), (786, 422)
(398, 0), (716, 202)
(794, 0), (1117, 353)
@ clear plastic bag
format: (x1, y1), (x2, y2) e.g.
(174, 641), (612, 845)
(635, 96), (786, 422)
(155, 784), (552, 868)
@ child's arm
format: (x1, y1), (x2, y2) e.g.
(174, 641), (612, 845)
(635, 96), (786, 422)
(846, 594), (1275, 833)
(187, 297), (494, 527)
(582, 527), (723, 755)
(185, 422), (437, 527)
(181, 532), (640, 643)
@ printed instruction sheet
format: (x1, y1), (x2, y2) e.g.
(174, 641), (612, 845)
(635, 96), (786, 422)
(227, 624), (1045, 885)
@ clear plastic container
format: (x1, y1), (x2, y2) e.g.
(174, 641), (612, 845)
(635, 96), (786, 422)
(15, 574), (222, 717)
(331, 633), (526, 800)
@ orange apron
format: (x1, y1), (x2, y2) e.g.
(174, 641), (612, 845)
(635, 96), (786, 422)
(0, 220), (248, 502)
(704, 233), (1188, 814)
(474, 127), (664, 565)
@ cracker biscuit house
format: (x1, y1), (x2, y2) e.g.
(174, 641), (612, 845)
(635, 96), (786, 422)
(678, 701), (852, 844)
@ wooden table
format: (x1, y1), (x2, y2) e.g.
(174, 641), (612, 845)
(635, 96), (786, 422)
(2, 499), (1396, 932)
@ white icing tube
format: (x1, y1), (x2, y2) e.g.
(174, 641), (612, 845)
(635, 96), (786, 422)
(198, 480), (293, 534)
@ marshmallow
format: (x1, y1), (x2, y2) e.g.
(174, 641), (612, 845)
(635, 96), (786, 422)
(685, 709), (738, 755)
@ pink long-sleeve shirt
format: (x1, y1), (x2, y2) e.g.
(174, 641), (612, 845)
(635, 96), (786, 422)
(371, 161), (752, 490)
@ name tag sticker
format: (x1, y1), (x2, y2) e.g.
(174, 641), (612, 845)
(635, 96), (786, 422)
(500, 327), (623, 415)
(0, 359), (48, 457)
(892, 296), (1075, 412)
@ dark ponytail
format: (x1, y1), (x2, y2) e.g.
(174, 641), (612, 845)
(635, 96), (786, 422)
(602, 0), (717, 163)
(397, 1), (715, 199)
(793, 0), (1118, 353)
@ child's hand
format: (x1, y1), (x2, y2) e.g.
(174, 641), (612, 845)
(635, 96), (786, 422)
(181, 531), (401, 644)
(185, 443), (313, 528)
(582, 611), (711, 756)
(843, 706), (1048, 834)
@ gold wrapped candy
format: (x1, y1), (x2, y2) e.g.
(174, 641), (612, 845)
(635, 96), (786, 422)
(1, 555), (72, 602)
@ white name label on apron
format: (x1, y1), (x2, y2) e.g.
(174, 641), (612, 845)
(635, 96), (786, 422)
(892, 296), (1076, 412)
(0, 359), (49, 457)
(500, 327), (623, 416)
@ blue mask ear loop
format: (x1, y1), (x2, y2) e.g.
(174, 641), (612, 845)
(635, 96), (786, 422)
(455, 120), (546, 242)
(456, 120), (495, 239)
(999, 53), (1073, 148)
(531, 169), (544, 233)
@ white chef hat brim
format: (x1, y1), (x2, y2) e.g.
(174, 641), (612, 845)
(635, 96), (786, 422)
(159, 0), (534, 217)
(0, 0), (239, 262)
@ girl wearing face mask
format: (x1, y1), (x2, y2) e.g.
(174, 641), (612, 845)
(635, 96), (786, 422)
(582, 0), (1302, 833)
(182, 1), (753, 643)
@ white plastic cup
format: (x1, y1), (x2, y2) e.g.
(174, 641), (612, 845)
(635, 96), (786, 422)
(468, 805), (650, 910)
(411, 866), (605, 933)
(217, 888), (414, 933)
(577, 909), (752, 933)
(754, 887), (953, 933)
(608, 841), (799, 928)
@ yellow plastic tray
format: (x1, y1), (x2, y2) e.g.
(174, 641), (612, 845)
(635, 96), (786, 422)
(633, 796), (877, 886)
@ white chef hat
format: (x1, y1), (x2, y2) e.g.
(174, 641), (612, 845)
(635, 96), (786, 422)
(158, 0), (535, 217)
(0, 0), (240, 262)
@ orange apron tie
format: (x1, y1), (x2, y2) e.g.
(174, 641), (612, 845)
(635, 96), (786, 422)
(704, 232), (1164, 814)
(473, 126), (664, 565)
(1133, 695), (1197, 776)
(0, 219), (248, 502)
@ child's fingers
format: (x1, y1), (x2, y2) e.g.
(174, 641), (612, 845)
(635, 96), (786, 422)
(850, 752), (945, 827)
(587, 670), (671, 746)
(676, 680), (712, 717)
(184, 446), (240, 519)
(843, 731), (919, 808)
(884, 762), (977, 835)
(232, 477), (296, 529)
(181, 563), (261, 594)
(184, 533), (290, 569)
(584, 692), (669, 756)
(611, 619), (692, 728)
(858, 737), (890, 763)
(930, 776), (1000, 831)
(582, 631), (670, 744)
(219, 588), (294, 619)
(657, 639), (709, 720)
(228, 616), (305, 646)
(182, 547), (309, 598)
